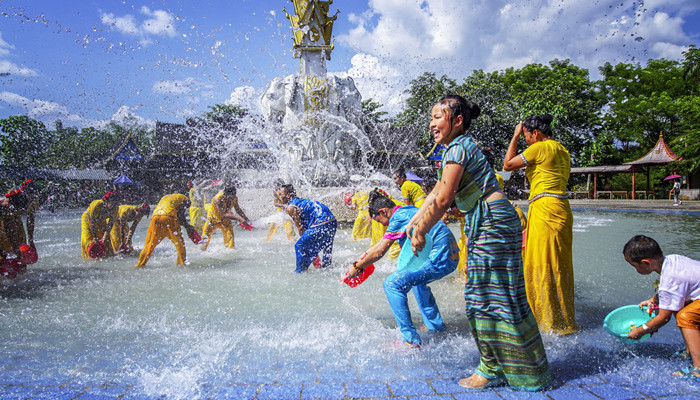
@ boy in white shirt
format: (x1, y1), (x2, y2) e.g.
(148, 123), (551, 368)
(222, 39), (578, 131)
(623, 235), (700, 378)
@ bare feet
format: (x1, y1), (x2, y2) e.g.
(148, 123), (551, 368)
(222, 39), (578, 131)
(458, 373), (502, 389)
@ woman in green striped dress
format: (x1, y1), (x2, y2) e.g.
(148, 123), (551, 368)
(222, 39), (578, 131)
(408, 95), (551, 391)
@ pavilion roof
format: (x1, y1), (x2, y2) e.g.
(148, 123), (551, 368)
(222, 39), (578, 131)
(624, 133), (681, 165)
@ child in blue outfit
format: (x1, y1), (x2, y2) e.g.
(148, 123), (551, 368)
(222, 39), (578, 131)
(278, 184), (337, 273)
(347, 188), (459, 347)
(623, 235), (700, 378)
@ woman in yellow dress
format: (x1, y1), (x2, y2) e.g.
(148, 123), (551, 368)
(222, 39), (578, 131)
(81, 192), (120, 259)
(503, 114), (577, 335)
(266, 180), (295, 242)
(110, 203), (150, 254)
(345, 190), (372, 241)
(188, 180), (212, 234)
(393, 168), (427, 207)
(370, 189), (403, 259)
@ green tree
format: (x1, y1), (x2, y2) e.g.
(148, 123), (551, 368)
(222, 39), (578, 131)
(0, 116), (49, 167)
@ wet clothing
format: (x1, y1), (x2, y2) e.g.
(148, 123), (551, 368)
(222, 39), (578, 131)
(443, 134), (551, 391)
(135, 194), (189, 268)
(288, 197), (337, 273)
(189, 188), (208, 233)
(109, 205), (142, 253)
(202, 191), (239, 250)
(371, 194), (404, 260)
(522, 139), (577, 335)
(400, 180), (427, 208)
(81, 200), (118, 259)
(350, 191), (371, 240)
(383, 205), (458, 346)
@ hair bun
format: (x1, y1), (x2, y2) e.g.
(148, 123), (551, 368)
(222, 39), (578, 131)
(540, 114), (553, 124)
(468, 102), (481, 119)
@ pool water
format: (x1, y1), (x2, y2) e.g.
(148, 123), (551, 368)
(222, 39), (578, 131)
(1, 209), (699, 398)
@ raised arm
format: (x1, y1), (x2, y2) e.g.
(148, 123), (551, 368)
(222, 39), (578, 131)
(503, 122), (527, 172)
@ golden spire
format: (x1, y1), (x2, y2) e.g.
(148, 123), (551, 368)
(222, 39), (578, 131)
(284, 0), (338, 60)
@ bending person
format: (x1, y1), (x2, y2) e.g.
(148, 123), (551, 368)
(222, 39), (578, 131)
(110, 203), (150, 254)
(202, 185), (250, 250)
(347, 188), (459, 348)
(503, 115), (577, 335)
(278, 184), (337, 273)
(135, 192), (195, 268)
(80, 192), (119, 259)
(409, 95), (550, 390)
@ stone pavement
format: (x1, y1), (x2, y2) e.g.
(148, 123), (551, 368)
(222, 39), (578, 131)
(1, 364), (699, 399)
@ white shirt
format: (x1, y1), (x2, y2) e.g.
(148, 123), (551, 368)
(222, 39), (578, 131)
(658, 255), (700, 311)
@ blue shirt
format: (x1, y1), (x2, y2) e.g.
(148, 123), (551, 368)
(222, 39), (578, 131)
(384, 205), (454, 247)
(288, 197), (335, 228)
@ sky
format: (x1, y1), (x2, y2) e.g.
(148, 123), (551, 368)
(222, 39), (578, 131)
(1, 0), (699, 130)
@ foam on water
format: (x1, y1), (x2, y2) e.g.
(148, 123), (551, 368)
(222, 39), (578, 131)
(1, 209), (700, 398)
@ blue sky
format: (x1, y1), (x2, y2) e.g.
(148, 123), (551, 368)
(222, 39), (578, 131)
(1, 0), (699, 129)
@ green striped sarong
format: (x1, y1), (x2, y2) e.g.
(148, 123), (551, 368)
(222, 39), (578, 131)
(464, 198), (551, 391)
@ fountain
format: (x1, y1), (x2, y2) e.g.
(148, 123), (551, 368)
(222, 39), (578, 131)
(257, 0), (373, 186)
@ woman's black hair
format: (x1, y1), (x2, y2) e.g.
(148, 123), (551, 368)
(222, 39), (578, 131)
(223, 185), (237, 196)
(394, 167), (406, 180)
(368, 188), (396, 218)
(281, 184), (297, 198)
(622, 235), (663, 263)
(437, 94), (481, 133)
(522, 114), (554, 137)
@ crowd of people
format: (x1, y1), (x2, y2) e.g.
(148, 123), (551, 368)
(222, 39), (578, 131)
(2, 94), (699, 388)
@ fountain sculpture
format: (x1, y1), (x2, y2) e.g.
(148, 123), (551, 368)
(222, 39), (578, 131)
(259, 0), (372, 185)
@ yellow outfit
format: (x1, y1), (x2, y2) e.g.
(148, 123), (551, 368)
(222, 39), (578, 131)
(202, 191), (237, 250)
(400, 180), (427, 208)
(522, 140), (577, 335)
(266, 191), (295, 242)
(350, 191), (372, 240)
(189, 188), (208, 233)
(81, 200), (118, 259)
(136, 194), (189, 267)
(371, 194), (404, 259)
(109, 205), (143, 253)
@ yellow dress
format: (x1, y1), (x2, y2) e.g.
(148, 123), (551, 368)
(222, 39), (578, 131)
(81, 200), (118, 259)
(189, 188), (208, 234)
(350, 191), (371, 240)
(522, 140), (577, 334)
(202, 190), (236, 250)
(400, 180), (427, 208)
(136, 194), (188, 267)
(109, 205), (143, 253)
(371, 193), (404, 259)
(266, 191), (295, 242)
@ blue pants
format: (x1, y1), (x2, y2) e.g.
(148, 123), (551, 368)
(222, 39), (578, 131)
(383, 236), (458, 345)
(294, 220), (337, 273)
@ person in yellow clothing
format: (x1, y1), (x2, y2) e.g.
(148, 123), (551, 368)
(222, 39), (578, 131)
(188, 180), (214, 233)
(135, 192), (196, 268)
(345, 189), (372, 241)
(202, 185), (251, 250)
(1, 180), (40, 258)
(266, 179), (295, 242)
(1, 189), (30, 262)
(81, 192), (120, 260)
(110, 203), (150, 254)
(393, 168), (427, 207)
(503, 114), (578, 335)
(370, 189), (404, 259)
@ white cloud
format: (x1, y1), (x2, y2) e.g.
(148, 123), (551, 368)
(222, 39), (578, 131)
(152, 77), (199, 94)
(100, 7), (177, 45)
(226, 86), (260, 112)
(336, 0), (699, 113)
(0, 32), (38, 77)
(0, 91), (81, 122)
